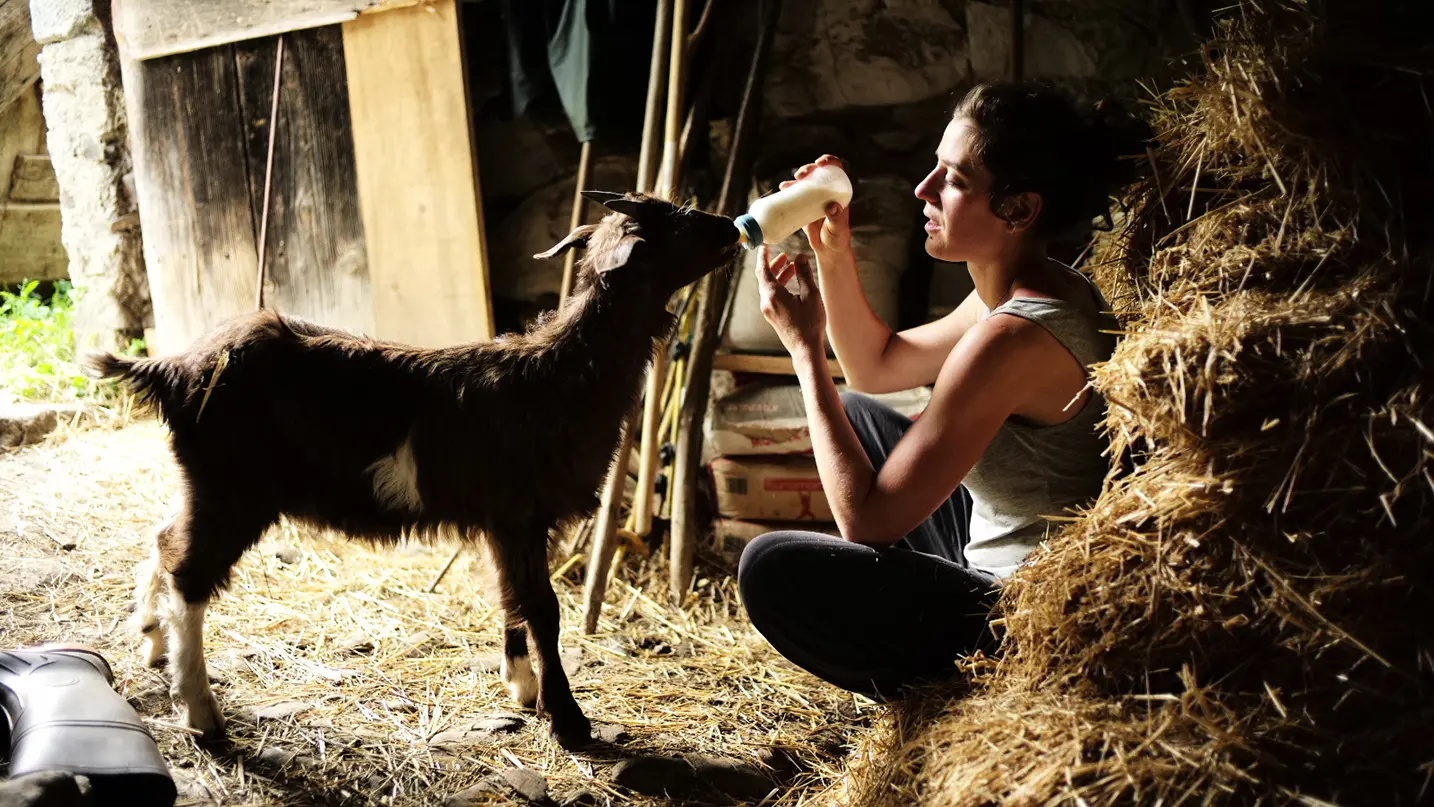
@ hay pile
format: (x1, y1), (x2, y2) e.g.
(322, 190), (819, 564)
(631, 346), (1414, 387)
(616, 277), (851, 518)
(841, 2), (1434, 804)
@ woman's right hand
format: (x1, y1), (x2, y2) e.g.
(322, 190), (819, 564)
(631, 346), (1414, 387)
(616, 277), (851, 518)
(780, 154), (853, 258)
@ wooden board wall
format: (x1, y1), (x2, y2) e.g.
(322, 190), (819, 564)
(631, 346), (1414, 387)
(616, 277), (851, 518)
(120, 44), (260, 354)
(235, 28), (371, 335)
(342, 0), (494, 346)
(120, 25), (372, 355)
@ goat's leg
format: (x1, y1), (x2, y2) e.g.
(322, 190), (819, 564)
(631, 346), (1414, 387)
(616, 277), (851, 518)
(132, 515), (176, 668)
(160, 502), (269, 741)
(493, 539), (591, 749)
(501, 624), (538, 708)
(164, 584), (223, 739)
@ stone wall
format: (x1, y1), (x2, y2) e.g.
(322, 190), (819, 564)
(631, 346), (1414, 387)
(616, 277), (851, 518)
(30, 0), (148, 352)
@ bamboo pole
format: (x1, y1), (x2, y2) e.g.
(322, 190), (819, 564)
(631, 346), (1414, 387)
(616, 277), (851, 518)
(583, 0), (673, 635)
(632, 0), (690, 540)
(669, 0), (783, 605)
(558, 140), (593, 304)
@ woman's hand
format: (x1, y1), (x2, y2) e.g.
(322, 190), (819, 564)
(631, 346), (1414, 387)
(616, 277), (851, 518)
(780, 154), (853, 257)
(756, 247), (827, 359)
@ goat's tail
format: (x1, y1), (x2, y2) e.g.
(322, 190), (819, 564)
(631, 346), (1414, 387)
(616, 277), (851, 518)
(81, 351), (182, 416)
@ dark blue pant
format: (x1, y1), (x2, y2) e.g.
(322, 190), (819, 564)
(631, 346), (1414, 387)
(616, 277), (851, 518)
(738, 392), (1001, 701)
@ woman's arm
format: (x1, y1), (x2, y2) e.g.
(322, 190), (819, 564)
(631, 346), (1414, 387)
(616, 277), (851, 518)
(786, 156), (985, 393)
(757, 252), (1051, 544)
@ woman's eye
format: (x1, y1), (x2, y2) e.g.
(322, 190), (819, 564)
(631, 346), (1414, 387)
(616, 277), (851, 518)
(947, 174), (963, 187)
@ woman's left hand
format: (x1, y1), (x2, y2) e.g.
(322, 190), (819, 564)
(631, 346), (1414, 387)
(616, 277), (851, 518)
(755, 246), (827, 358)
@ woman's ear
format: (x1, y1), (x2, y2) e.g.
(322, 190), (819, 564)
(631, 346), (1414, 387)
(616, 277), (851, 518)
(1000, 192), (1043, 232)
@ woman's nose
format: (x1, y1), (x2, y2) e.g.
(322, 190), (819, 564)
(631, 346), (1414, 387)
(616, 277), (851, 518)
(914, 169), (939, 203)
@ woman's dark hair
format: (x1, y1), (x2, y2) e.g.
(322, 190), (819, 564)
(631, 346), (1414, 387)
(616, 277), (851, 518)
(951, 81), (1152, 239)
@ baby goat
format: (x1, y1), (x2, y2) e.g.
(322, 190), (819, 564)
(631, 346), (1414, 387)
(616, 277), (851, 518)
(86, 193), (739, 749)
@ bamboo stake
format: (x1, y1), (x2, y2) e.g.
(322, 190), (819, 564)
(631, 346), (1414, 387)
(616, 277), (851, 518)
(558, 140), (593, 305)
(633, 0), (690, 539)
(583, 0), (673, 634)
(669, 0), (783, 604)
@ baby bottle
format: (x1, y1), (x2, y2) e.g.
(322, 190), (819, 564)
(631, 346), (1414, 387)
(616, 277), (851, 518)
(734, 162), (853, 249)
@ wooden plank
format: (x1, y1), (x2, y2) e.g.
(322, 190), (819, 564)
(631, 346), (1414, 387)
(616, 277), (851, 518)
(0, 0), (41, 115)
(713, 351), (846, 379)
(113, 0), (417, 61)
(119, 44), (259, 355)
(342, 0), (493, 346)
(0, 82), (44, 204)
(0, 202), (67, 284)
(9, 154), (59, 202)
(234, 27), (371, 335)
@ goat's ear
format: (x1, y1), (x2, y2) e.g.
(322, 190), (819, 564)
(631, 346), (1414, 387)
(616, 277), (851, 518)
(590, 235), (642, 274)
(581, 190), (626, 206)
(598, 198), (648, 220)
(533, 224), (599, 260)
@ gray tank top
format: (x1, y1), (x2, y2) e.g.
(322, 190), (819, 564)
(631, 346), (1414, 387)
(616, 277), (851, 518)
(962, 277), (1119, 579)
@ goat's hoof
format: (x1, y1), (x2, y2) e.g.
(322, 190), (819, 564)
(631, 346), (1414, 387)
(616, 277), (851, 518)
(140, 632), (168, 668)
(180, 691), (227, 742)
(549, 709), (592, 751)
(502, 655), (539, 708)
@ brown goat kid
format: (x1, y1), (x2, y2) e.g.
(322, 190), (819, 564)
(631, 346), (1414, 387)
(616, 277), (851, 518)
(85, 193), (739, 749)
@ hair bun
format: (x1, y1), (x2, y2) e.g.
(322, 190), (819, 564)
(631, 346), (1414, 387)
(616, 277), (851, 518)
(1087, 98), (1153, 192)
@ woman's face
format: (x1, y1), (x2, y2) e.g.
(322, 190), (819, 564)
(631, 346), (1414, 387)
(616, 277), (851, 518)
(914, 119), (1011, 264)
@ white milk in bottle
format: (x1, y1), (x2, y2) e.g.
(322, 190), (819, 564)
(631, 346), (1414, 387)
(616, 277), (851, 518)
(734, 163), (853, 248)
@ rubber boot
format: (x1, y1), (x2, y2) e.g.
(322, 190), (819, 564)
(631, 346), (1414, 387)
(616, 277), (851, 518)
(0, 645), (175, 806)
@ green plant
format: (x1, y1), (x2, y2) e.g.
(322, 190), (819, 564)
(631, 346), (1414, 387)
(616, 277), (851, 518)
(0, 280), (141, 404)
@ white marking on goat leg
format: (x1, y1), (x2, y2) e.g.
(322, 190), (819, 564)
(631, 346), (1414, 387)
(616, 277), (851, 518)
(368, 436), (424, 513)
(165, 588), (224, 739)
(502, 654), (539, 707)
(132, 546), (169, 667)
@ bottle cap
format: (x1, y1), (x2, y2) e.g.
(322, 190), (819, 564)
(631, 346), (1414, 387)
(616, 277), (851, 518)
(733, 214), (763, 249)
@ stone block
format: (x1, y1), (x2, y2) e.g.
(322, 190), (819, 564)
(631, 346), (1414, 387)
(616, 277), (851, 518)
(766, 0), (968, 118)
(966, 1), (1100, 83)
(29, 0), (97, 46)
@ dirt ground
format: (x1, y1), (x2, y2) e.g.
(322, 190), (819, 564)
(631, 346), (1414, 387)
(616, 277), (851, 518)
(0, 419), (869, 806)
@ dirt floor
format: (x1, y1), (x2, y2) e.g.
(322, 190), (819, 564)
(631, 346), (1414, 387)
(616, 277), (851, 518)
(0, 419), (868, 806)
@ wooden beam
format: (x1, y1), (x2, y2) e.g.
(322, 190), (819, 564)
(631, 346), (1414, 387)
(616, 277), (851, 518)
(119, 43), (260, 356)
(713, 350), (845, 379)
(0, 0), (41, 115)
(342, 0), (494, 346)
(112, 0), (419, 62)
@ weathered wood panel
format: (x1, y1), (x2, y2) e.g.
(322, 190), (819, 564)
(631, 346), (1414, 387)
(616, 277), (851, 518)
(113, 0), (417, 61)
(0, 0), (41, 114)
(235, 27), (371, 335)
(119, 44), (259, 355)
(342, 0), (494, 346)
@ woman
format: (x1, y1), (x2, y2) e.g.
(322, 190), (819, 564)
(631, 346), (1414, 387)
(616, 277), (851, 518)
(737, 81), (1147, 701)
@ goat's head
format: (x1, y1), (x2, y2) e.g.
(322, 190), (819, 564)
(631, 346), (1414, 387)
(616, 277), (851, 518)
(535, 192), (740, 294)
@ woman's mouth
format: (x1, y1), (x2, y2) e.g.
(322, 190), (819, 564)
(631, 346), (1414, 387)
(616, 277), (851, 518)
(924, 219), (941, 233)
